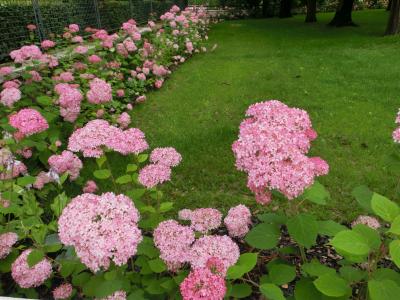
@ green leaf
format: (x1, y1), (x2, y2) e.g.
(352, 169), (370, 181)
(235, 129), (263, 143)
(137, 153), (148, 163)
(318, 220), (347, 237)
(126, 164), (138, 172)
(259, 283), (285, 300)
(60, 260), (77, 277)
(301, 259), (336, 277)
(371, 193), (400, 222)
(36, 95), (53, 106)
(148, 258), (167, 273)
(313, 274), (349, 297)
(368, 279), (400, 300)
(302, 181), (330, 205)
(286, 213), (318, 248)
(59, 172), (69, 185)
(226, 253), (258, 280)
(96, 155), (107, 168)
(0, 249), (18, 272)
(159, 201), (174, 212)
(389, 215), (400, 235)
(352, 224), (381, 251)
(339, 266), (366, 283)
(137, 236), (159, 258)
(72, 272), (91, 287)
(245, 223), (280, 249)
(230, 283), (252, 298)
(294, 278), (322, 300)
(16, 175), (36, 186)
(331, 230), (370, 257)
(27, 249), (45, 267)
(115, 175), (132, 184)
(372, 268), (400, 286)
(389, 240), (400, 268)
(83, 275), (122, 298)
(93, 169), (111, 179)
(126, 188), (146, 201)
(352, 185), (373, 213)
(257, 212), (287, 224)
(268, 264), (296, 285)
(44, 233), (62, 253)
(50, 193), (69, 217)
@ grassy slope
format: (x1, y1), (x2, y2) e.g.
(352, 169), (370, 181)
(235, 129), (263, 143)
(131, 10), (400, 221)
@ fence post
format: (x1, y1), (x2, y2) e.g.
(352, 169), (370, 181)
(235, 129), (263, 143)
(93, 0), (102, 28)
(31, 0), (45, 41)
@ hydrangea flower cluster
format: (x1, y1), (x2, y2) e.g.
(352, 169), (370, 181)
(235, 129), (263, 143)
(10, 45), (43, 63)
(0, 232), (18, 259)
(393, 109), (400, 143)
(96, 291), (127, 300)
(138, 147), (182, 188)
(154, 220), (195, 269)
(52, 283), (73, 300)
(351, 215), (381, 230)
(223, 204), (252, 238)
(0, 87), (21, 107)
(179, 208), (222, 233)
(55, 83), (83, 122)
(11, 249), (52, 288)
(9, 108), (49, 137)
(180, 267), (226, 300)
(58, 192), (142, 272)
(83, 180), (98, 193)
(68, 119), (148, 157)
(48, 150), (83, 180)
(232, 100), (329, 204)
(86, 78), (112, 104)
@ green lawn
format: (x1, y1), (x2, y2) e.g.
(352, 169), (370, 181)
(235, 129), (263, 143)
(131, 9), (400, 222)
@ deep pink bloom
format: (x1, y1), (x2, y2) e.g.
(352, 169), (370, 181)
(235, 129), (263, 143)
(52, 283), (73, 300)
(41, 40), (56, 49)
(9, 108), (48, 137)
(180, 267), (226, 300)
(83, 180), (98, 193)
(0, 66), (13, 76)
(88, 54), (102, 63)
(68, 24), (80, 33)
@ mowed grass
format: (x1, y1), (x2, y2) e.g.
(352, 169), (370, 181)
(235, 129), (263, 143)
(131, 9), (400, 222)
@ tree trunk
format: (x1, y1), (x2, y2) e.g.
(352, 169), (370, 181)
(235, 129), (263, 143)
(279, 0), (292, 18)
(387, 0), (392, 11)
(262, 0), (274, 17)
(305, 0), (317, 22)
(385, 0), (400, 35)
(328, 0), (356, 27)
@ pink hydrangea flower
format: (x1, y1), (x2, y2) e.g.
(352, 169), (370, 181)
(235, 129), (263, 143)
(96, 290), (126, 300)
(9, 108), (49, 137)
(3, 79), (20, 89)
(41, 40), (56, 49)
(1, 87), (21, 107)
(155, 79), (164, 89)
(154, 220), (195, 268)
(116, 89), (125, 97)
(48, 150), (83, 180)
(189, 235), (239, 272)
(55, 83), (83, 122)
(59, 72), (74, 82)
(52, 283), (73, 300)
(180, 267), (226, 300)
(117, 112), (131, 128)
(72, 36), (83, 43)
(150, 147), (182, 167)
(0, 232), (18, 259)
(186, 208), (222, 233)
(178, 209), (193, 220)
(27, 24), (37, 31)
(126, 103), (133, 110)
(351, 215), (381, 230)
(206, 257), (226, 277)
(58, 192), (142, 272)
(28, 70), (42, 82)
(68, 24), (80, 33)
(232, 100), (329, 203)
(74, 46), (88, 54)
(224, 205), (251, 238)
(88, 54), (102, 63)
(11, 249), (52, 288)
(138, 163), (171, 188)
(10, 45), (43, 63)
(83, 180), (98, 193)
(136, 95), (146, 103)
(137, 73), (146, 81)
(186, 42), (194, 53)
(87, 78), (112, 104)
(33, 171), (54, 189)
(0, 66), (13, 76)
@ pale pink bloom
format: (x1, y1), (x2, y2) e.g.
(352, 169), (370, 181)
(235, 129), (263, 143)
(138, 164), (171, 188)
(186, 41), (194, 53)
(41, 40), (56, 49)
(68, 24), (80, 33)
(178, 209), (193, 220)
(206, 257), (226, 277)
(1, 87), (21, 107)
(96, 109), (105, 118)
(88, 54), (102, 63)
(27, 24), (37, 31)
(155, 79), (164, 89)
(224, 205), (251, 238)
(180, 267), (226, 300)
(351, 215), (381, 230)
(136, 95), (146, 103)
(150, 147), (182, 167)
(137, 73), (146, 81)
(73, 61), (87, 70)
(187, 208), (222, 233)
(131, 32), (141, 41)
(86, 78), (112, 104)
(52, 283), (73, 300)
(117, 112), (131, 129)
(3, 80), (20, 89)
(96, 291), (127, 300)
(116, 89), (125, 97)
(130, 70), (137, 77)
(48, 150), (83, 180)
(55, 140), (62, 147)
(72, 36), (83, 43)
(33, 171), (54, 189)
(9, 108), (48, 137)
(59, 71), (74, 82)
(393, 127), (400, 143)
(0, 232), (18, 259)
(58, 193), (142, 272)
(148, 21), (156, 28)
(83, 180), (98, 193)
(63, 32), (72, 39)
(0, 66), (13, 76)
(74, 46), (88, 54)
(28, 70), (42, 82)
(10, 45), (42, 63)
(11, 249), (52, 288)
(126, 103), (133, 110)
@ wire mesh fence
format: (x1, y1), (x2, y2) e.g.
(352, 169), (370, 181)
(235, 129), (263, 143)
(0, 0), (184, 61)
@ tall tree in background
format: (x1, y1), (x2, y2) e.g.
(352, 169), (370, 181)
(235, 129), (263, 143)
(305, 0), (317, 22)
(385, 0), (400, 35)
(279, 0), (292, 18)
(328, 0), (356, 27)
